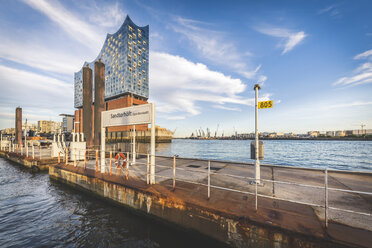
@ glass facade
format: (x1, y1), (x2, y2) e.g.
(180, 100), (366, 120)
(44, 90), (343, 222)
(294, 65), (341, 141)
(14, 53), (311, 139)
(74, 16), (149, 108)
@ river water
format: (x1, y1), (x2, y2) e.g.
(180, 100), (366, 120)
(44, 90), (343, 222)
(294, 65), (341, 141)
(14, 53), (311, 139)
(0, 158), (227, 248)
(156, 139), (372, 171)
(1, 140), (371, 247)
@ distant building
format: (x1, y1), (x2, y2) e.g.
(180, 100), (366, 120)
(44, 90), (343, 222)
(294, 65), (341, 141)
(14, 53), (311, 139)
(22, 122), (37, 131)
(38, 120), (61, 133)
(60, 114), (74, 133)
(307, 131), (319, 137)
(3, 128), (15, 135)
(345, 130), (353, 136)
(326, 131), (335, 136)
(335, 130), (346, 137)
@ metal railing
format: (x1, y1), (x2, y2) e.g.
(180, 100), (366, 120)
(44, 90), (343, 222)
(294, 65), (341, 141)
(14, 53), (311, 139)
(3, 145), (372, 229)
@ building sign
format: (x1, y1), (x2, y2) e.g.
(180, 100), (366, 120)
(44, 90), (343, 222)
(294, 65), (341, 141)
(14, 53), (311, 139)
(258, 100), (273, 109)
(102, 103), (152, 127)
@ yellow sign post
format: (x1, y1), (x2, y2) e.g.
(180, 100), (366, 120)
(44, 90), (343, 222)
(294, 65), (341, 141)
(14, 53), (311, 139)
(258, 100), (273, 109)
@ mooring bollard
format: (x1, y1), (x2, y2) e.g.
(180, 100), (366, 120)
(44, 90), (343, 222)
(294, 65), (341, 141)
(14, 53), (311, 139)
(109, 151), (112, 176)
(95, 150), (98, 172)
(147, 153), (149, 184)
(173, 156), (176, 190)
(208, 160), (211, 199)
(325, 168), (328, 228)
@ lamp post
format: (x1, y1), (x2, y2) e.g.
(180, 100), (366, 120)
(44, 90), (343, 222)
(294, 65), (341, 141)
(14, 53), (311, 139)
(254, 84), (261, 184)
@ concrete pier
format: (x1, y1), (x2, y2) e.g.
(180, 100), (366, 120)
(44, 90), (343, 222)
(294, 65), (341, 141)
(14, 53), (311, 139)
(48, 156), (372, 248)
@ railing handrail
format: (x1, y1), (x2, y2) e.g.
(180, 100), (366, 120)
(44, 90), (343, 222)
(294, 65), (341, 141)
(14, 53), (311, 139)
(7, 146), (372, 223)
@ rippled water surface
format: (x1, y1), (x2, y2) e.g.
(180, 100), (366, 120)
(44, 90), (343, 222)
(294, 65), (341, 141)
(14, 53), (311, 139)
(0, 158), (227, 248)
(155, 139), (372, 171)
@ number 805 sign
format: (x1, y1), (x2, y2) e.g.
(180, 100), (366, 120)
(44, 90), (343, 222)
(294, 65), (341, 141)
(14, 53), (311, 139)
(258, 100), (273, 109)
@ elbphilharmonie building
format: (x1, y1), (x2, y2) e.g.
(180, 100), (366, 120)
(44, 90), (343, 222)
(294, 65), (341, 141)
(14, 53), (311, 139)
(74, 16), (149, 108)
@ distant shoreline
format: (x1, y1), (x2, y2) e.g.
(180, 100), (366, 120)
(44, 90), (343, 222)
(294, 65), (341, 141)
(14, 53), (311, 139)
(175, 137), (372, 141)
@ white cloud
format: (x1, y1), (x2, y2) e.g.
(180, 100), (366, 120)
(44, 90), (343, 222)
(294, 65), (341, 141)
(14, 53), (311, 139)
(318, 5), (341, 17)
(256, 26), (307, 54)
(0, 64), (73, 122)
(354, 49), (372, 60)
(325, 101), (372, 110)
(23, 0), (102, 51)
(213, 105), (242, 111)
(172, 17), (266, 81)
(0, 38), (82, 75)
(88, 2), (125, 28)
(150, 52), (269, 119)
(333, 49), (372, 87)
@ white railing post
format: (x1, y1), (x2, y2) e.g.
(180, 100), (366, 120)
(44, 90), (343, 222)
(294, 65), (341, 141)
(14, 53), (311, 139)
(26, 144), (28, 157)
(74, 148), (77, 167)
(208, 160), (210, 199)
(32, 146), (35, 159)
(255, 177), (258, 211)
(95, 150), (99, 172)
(39, 146), (42, 160)
(325, 168), (328, 228)
(173, 156), (176, 190)
(147, 153), (149, 184)
(65, 147), (68, 165)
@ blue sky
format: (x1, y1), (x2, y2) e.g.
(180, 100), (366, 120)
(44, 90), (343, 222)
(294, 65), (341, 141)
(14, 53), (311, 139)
(0, 0), (371, 137)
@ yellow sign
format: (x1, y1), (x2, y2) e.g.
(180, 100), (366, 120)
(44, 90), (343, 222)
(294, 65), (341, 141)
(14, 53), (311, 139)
(258, 100), (273, 109)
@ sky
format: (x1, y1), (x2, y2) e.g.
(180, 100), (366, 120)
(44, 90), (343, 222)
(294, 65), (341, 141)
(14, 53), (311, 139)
(0, 0), (371, 137)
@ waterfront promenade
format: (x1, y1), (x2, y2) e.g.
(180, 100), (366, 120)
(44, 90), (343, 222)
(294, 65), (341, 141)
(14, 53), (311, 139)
(1, 146), (371, 247)
(54, 153), (372, 248)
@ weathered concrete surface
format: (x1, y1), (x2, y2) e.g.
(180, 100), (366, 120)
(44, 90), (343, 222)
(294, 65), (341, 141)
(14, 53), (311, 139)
(49, 163), (363, 248)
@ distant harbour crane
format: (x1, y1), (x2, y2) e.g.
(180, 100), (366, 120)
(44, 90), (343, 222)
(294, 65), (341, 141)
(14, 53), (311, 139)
(361, 124), (366, 135)
(215, 124), (219, 138)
